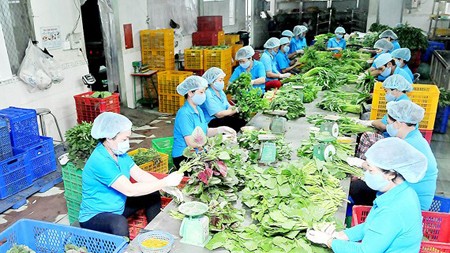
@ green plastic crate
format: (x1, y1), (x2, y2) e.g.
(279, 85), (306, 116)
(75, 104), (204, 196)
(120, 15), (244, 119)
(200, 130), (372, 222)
(65, 195), (81, 224)
(61, 162), (82, 199)
(152, 137), (174, 169)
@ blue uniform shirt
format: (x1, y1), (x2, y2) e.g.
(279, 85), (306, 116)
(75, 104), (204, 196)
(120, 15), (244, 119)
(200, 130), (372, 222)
(229, 60), (266, 93)
(405, 129), (439, 210)
(392, 40), (401, 51)
(275, 51), (290, 72)
(327, 37), (346, 53)
(332, 182), (422, 253)
(200, 87), (230, 123)
(260, 50), (280, 82)
(378, 66), (413, 83)
(79, 143), (135, 222)
(288, 37), (307, 54)
(172, 101), (208, 158)
(401, 64), (414, 81)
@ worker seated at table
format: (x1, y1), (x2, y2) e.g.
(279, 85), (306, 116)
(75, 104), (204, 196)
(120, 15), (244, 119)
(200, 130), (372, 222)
(276, 37), (301, 74)
(379, 29), (400, 51)
(326, 27), (347, 53)
(367, 39), (394, 72)
(260, 37), (291, 91)
(370, 53), (413, 83)
(308, 137), (427, 253)
(281, 29), (294, 41)
(200, 67), (247, 132)
(172, 76), (236, 170)
(288, 25), (308, 57)
(229, 46), (266, 94)
(391, 48), (414, 81)
(78, 112), (184, 237)
(350, 100), (438, 211)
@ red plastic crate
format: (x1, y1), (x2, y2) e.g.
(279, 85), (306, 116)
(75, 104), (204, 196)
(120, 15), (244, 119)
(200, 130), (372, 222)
(74, 92), (120, 123)
(420, 129), (433, 144)
(421, 241), (450, 252)
(351, 205), (371, 227)
(192, 31), (224, 46)
(197, 16), (222, 31)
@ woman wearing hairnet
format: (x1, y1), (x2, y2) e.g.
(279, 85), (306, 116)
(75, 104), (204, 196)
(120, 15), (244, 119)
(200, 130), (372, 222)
(308, 137), (427, 252)
(229, 46), (266, 93)
(260, 37), (291, 91)
(379, 29), (400, 51)
(349, 100), (438, 210)
(200, 67), (247, 132)
(281, 29), (294, 41)
(78, 112), (184, 237)
(370, 53), (413, 83)
(276, 37), (301, 74)
(391, 48), (414, 81)
(289, 25), (308, 55)
(368, 39), (394, 74)
(327, 27), (347, 53)
(172, 76), (236, 169)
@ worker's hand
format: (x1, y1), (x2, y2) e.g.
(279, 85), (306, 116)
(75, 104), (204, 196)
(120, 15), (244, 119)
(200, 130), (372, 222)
(296, 49), (304, 54)
(280, 73), (291, 79)
(336, 47), (343, 52)
(250, 80), (255, 85)
(306, 229), (332, 246)
(218, 126), (236, 136)
(163, 172), (184, 187)
(357, 119), (374, 127)
(230, 106), (239, 113)
(162, 187), (184, 202)
(346, 157), (365, 168)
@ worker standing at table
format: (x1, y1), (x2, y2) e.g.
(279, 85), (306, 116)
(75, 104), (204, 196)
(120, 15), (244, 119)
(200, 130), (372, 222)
(200, 67), (247, 132)
(379, 29), (401, 51)
(327, 27), (347, 53)
(370, 53), (413, 83)
(260, 37), (290, 91)
(229, 46), (266, 93)
(289, 25), (308, 56)
(391, 48), (414, 81)
(308, 138), (427, 252)
(172, 76), (236, 169)
(276, 37), (301, 74)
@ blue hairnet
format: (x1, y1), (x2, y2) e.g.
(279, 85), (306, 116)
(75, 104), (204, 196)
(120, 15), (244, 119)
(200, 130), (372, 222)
(374, 53), (393, 68)
(365, 137), (427, 183)
(282, 30), (294, 37)
(280, 37), (290, 45)
(264, 37), (281, 49)
(383, 74), (413, 92)
(176, 76), (208, 96)
(335, 27), (346, 34)
(387, 100), (425, 124)
(235, 46), (255, 60)
(91, 112), (132, 139)
(391, 48), (411, 61)
(379, 30), (398, 40)
(202, 67), (226, 84)
(374, 39), (393, 52)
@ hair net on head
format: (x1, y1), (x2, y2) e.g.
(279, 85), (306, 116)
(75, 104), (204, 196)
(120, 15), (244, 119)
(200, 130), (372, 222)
(293, 25), (307, 36)
(391, 48), (411, 61)
(202, 67), (226, 84)
(374, 39), (394, 52)
(335, 27), (346, 34)
(235, 46), (255, 60)
(264, 37), (281, 49)
(280, 37), (290, 45)
(379, 29), (398, 40)
(374, 53), (393, 68)
(176, 76), (208, 96)
(91, 112), (132, 139)
(387, 100), (425, 124)
(383, 74), (413, 92)
(281, 30), (294, 37)
(365, 137), (427, 183)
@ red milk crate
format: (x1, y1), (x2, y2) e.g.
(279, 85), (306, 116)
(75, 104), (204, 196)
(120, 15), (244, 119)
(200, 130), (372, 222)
(74, 92), (120, 123)
(420, 129), (433, 144)
(197, 16), (222, 31)
(192, 31), (224, 46)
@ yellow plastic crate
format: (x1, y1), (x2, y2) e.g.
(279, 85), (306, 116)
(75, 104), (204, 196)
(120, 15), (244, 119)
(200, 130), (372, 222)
(141, 49), (175, 70)
(140, 29), (174, 50)
(159, 93), (185, 114)
(231, 43), (243, 66)
(225, 34), (240, 45)
(218, 31), (225, 45)
(370, 82), (440, 130)
(157, 71), (193, 95)
(128, 149), (168, 173)
(204, 47), (232, 70)
(184, 48), (204, 70)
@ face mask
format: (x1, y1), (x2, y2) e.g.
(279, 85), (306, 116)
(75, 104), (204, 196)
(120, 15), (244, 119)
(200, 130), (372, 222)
(380, 67), (391, 77)
(213, 81), (224, 90)
(385, 92), (396, 102)
(270, 49), (277, 56)
(336, 34), (343, 39)
(192, 93), (206, 105)
(109, 139), (130, 155)
(283, 46), (290, 53)
(386, 123), (399, 137)
(395, 60), (403, 67)
(364, 170), (390, 191)
(240, 61), (251, 69)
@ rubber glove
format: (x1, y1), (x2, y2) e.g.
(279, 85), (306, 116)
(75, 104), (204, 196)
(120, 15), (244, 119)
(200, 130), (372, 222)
(163, 172), (183, 187)
(218, 126), (236, 136)
(296, 49), (304, 54)
(346, 157), (365, 168)
(280, 73), (291, 78)
(306, 229), (332, 246)
(250, 80), (255, 85)
(162, 187), (184, 202)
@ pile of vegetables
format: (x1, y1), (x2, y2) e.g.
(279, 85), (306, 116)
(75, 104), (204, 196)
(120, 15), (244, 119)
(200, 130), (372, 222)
(302, 83), (320, 103)
(439, 87), (450, 107)
(129, 148), (161, 166)
(311, 33), (334, 51)
(368, 23), (428, 50)
(65, 122), (97, 168)
(90, 91), (112, 98)
(307, 114), (373, 136)
(269, 86), (306, 120)
(301, 67), (338, 90)
(356, 73), (376, 93)
(7, 244), (89, 253)
(318, 89), (370, 114)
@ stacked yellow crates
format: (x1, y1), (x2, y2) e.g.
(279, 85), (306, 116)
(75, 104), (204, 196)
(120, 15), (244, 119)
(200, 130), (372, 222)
(140, 29), (175, 70)
(184, 48), (204, 76)
(203, 47), (233, 85)
(224, 34), (243, 67)
(157, 71), (193, 114)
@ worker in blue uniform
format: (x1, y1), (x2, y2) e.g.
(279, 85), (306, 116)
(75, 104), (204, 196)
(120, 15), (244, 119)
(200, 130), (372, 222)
(281, 29), (294, 41)
(308, 137), (426, 252)
(370, 53), (413, 83)
(172, 76), (236, 169)
(276, 37), (300, 74)
(327, 27), (346, 53)
(229, 46), (266, 93)
(379, 29), (401, 51)
(79, 112), (184, 237)
(260, 37), (290, 91)
(368, 39), (394, 73)
(200, 67), (246, 132)
(391, 48), (414, 81)
(289, 25), (308, 57)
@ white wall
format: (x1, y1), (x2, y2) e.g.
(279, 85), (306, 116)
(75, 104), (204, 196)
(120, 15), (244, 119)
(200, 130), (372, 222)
(402, 0), (434, 32)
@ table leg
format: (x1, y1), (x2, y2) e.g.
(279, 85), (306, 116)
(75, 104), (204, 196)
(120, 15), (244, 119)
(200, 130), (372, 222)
(133, 76), (137, 108)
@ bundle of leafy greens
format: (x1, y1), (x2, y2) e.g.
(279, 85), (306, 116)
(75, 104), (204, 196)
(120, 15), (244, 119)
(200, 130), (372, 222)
(129, 148), (161, 166)
(301, 67), (338, 90)
(312, 33), (334, 51)
(356, 73), (376, 93)
(307, 114), (373, 136)
(318, 89), (370, 114)
(269, 86), (306, 120)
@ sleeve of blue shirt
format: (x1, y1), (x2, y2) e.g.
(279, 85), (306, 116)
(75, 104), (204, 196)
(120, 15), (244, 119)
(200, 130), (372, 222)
(229, 67), (242, 83)
(276, 53), (289, 71)
(289, 40), (297, 54)
(255, 61), (266, 79)
(177, 110), (196, 137)
(260, 54), (272, 73)
(204, 94), (224, 117)
(381, 114), (388, 125)
(327, 39), (333, 49)
(89, 153), (123, 187)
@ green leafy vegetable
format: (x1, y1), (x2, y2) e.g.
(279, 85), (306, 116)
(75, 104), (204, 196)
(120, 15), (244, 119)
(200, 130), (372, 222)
(65, 122), (97, 168)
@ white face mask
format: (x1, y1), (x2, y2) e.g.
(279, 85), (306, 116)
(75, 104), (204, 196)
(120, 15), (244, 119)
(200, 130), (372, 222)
(109, 139), (130, 155)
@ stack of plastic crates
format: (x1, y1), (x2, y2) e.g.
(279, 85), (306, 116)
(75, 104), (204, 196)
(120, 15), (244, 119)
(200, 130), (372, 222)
(192, 16), (224, 46)
(224, 34), (243, 66)
(140, 29), (175, 70)
(203, 47), (233, 84)
(370, 82), (440, 143)
(184, 48), (204, 75)
(434, 105), (450, 134)
(0, 118), (12, 160)
(157, 71), (192, 114)
(73, 92), (120, 123)
(61, 162), (83, 224)
(152, 137), (174, 169)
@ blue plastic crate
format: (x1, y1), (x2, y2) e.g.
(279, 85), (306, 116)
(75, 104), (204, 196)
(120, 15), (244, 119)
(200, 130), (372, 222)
(429, 195), (450, 213)
(0, 219), (128, 253)
(434, 106), (450, 134)
(0, 107), (39, 149)
(422, 41), (445, 62)
(24, 136), (57, 181)
(0, 118), (12, 160)
(0, 148), (32, 200)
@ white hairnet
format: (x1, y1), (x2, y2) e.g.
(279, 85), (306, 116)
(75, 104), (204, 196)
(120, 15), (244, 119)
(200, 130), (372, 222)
(365, 137), (427, 183)
(282, 30), (294, 37)
(383, 74), (413, 92)
(335, 27), (346, 34)
(280, 37), (290, 45)
(236, 46), (255, 60)
(91, 112), (132, 139)
(374, 39), (394, 52)
(386, 100), (425, 124)
(293, 25), (308, 36)
(374, 53), (393, 68)
(379, 29), (398, 40)
(391, 48), (411, 61)
(176, 76), (208, 96)
(264, 37), (281, 49)
(202, 67), (226, 84)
